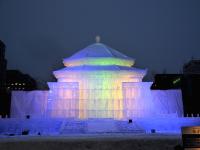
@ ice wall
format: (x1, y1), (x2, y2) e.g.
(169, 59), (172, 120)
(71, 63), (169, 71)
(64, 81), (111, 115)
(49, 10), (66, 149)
(47, 82), (79, 118)
(123, 82), (183, 119)
(11, 91), (48, 118)
(10, 82), (183, 119)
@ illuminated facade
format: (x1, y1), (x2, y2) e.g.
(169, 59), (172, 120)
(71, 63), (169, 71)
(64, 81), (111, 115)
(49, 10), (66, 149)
(46, 43), (183, 120)
(47, 43), (146, 119)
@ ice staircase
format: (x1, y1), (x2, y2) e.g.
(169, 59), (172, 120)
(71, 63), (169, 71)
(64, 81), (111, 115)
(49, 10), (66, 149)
(87, 119), (118, 133)
(116, 121), (146, 133)
(60, 119), (145, 134)
(59, 120), (87, 134)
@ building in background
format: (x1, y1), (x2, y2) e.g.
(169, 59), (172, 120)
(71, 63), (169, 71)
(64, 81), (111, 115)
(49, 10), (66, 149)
(6, 70), (37, 92)
(182, 60), (200, 116)
(0, 40), (7, 91)
(151, 74), (182, 90)
(0, 40), (8, 117)
(151, 59), (200, 116)
(183, 60), (200, 74)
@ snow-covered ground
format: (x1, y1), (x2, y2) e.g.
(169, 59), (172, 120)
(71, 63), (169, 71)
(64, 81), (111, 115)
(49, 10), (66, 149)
(1, 117), (199, 149)
(0, 133), (182, 150)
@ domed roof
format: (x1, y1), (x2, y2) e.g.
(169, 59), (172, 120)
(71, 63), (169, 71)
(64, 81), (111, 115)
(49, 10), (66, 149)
(63, 43), (135, 67)
(54, 42), (147, 80)
(54, 65), (147, 79)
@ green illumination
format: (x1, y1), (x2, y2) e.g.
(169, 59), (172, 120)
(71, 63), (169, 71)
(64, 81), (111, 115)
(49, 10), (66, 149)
(79, 73), (124, 119)
(173, 78), (181, 85)
(64, 57), (134, 67)
(48, 42), (147, 119)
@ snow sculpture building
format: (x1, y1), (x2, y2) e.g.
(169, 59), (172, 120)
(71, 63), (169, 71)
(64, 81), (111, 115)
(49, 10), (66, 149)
(46, 42), (183, 120)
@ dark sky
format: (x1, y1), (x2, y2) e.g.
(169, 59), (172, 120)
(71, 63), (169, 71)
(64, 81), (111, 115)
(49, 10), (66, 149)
(0, 0), (200, 86)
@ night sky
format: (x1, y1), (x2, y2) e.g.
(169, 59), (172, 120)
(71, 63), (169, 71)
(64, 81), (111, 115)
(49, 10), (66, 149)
(0, 0), (200, 87)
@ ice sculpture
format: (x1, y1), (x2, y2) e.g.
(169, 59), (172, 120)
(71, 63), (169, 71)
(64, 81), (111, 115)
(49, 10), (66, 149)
(46, 43), (183, 119)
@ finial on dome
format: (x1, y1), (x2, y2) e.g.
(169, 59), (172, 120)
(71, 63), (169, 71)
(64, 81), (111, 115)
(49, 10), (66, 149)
(95, 35), (101, 43)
